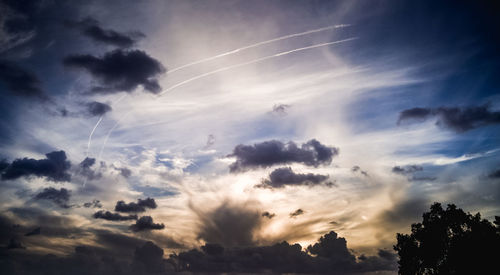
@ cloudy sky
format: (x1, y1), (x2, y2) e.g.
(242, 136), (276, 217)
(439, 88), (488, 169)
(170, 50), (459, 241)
(1, 0), (499, 274)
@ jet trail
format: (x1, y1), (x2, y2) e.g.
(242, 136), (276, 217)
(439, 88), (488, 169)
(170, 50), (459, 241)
(159, 37), (357, 96)
(84, 94), (127, 157)
(97, 110), (132, 161)
(86, 116), (103, 158)
(168, 24), (350, 73)
(96, 37), (357, 163)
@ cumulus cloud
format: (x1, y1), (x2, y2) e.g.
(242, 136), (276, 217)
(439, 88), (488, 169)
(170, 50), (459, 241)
(83, 199), (102, 208)
(114, 197), (157, 213)
(271, 103), (291, 116)
(397, 105), (500, 132)
(306, 231), (356, 265)
(392, 165), (435, 181)
(196, 202), (261, 247)
(0, 60), (44, 97)
(392, 165), (423, 175)
(93, 210), (137, 221)
(132, 241), (168, 273)
(262, 211), (276, 219)
(86, 101), (112, 116)
(78, 157), (102, 181)
(1, 151), (71, 182)
(228, 139), (338, 172)
(115, 167), (132, 178)
(351, 165), (369, 177)
(34, 187), (71, 208)
(257, 167), (330, 188)
(170, 230), (397, 273)
(290, 208), (305, 218)
(65, 17), (144, 48)
(63, 49), (166, 94)
(130, 216), (165, 232)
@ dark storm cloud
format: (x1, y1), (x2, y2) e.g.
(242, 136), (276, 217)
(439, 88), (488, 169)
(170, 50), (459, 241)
(114, 197), (157, 213)
(0, 60), (44, 97)
(78, 157), (102, 181)
(0, 233), (173, 274)
(196, 202), (261, 247)
(80, 157), (95, 169)
(170, 230), (396, 273)
(6, 238), (25, 249)
(228, 139), (338, 172)
(392, 165), (437, 181)
(398, 105), (500, 132)
(397, 107), (433, 123)
(392, 165), (423, 175)
(0, 210), (182, 273)
(63, 49), (166, 94)
(34, 187), (71, 208)
(113, 166), (132, 178)
(257, 167), (330, 188)
(0, 159), (8, 171)
(290, 209), (305, 218)
(130, 216), (165, 232)
(93, 210), (137, 221)
(1, 151), (71, 182)
(0, 0), (41, 43)
(65, 17), (144, 48)
(86, 101), (112, 116)
(306, 231), (356, 264)
(24, 226), (40, 236)
(262, 211), (275, 219)
(488, 168), (500, 179)
(0, 211), (395, 274)
(83, 199), (102, 208)
(132, 241), (168, 273)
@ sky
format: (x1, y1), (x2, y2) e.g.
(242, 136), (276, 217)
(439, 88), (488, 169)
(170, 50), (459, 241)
(0, 0), (499, 274)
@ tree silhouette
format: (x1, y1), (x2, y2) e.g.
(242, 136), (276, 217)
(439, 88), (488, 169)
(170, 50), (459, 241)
(394, 202), (500, 274)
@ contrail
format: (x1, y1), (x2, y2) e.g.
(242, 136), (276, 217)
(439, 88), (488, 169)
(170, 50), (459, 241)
(83, 94), (129, 187)
(168, 24), (350, 73)
(86, 116), (103, 158)
(159, 37), (357, 96)
(96, 37), (357, 164)
(83, 115), (103, 187)
(84, 94), (128, 158)
(97, 110), (133, 161)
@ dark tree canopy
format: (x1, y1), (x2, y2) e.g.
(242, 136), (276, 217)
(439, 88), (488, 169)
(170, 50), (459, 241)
(394, 202), (500, 275)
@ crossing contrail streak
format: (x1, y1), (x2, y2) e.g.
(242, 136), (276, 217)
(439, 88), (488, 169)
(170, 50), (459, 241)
(86, 116), (103, 157)
(97, 110), (133, 161)
(159, 37), (357, 96)
(83, 116), (103, 187)
(83, 94), (129, 187)
(85, 94), (127, 157)
(96, 37), (357, 165)
(168, 24), (350, 73)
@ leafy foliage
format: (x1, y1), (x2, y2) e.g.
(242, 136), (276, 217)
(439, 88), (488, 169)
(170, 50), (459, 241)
(394, 202), (500, 274)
